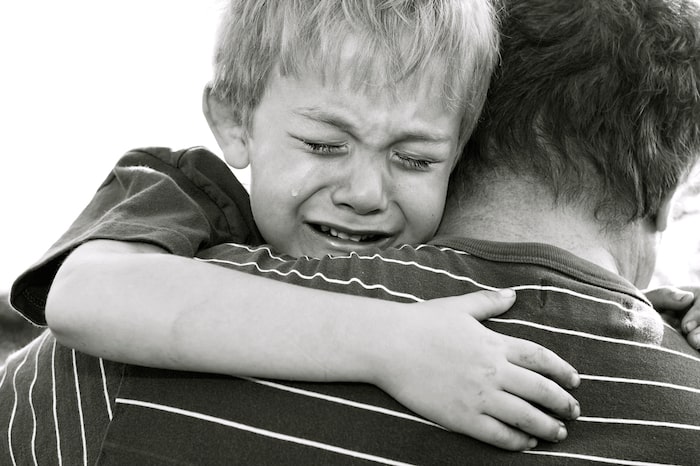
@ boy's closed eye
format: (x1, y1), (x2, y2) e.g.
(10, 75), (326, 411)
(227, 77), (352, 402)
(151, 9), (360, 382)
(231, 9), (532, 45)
(298, 139), (348, 156)
(393, 151), (434, 171)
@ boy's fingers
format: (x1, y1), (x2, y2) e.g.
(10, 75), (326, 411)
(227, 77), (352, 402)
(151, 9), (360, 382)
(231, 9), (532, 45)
(679, 288), (700, 337)
(506, 337), (580, 389)
(681, 307), (700, 332)
(645, 286), (694, 312)
(459, 289), (516, 321)
(685, 325), (700, 349)
(505, 365), (580, 421)
(455, 414), (536, 451)
(488, 392), (569, 444)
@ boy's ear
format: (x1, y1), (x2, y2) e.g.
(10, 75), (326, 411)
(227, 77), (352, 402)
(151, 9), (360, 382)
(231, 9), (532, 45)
(202, 86), (250, 169)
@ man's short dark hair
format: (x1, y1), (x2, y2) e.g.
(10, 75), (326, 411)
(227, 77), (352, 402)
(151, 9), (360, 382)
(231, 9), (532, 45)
(455, 0), (700, 227)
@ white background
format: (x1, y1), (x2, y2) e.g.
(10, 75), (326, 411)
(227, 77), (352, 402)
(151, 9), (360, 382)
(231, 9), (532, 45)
(0, 1), (697, 290)
(0, 1), (249, 287)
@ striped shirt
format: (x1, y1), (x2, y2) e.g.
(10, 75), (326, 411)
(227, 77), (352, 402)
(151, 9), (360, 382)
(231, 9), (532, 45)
(2, 239), (698, 464)
(0, 331), (122, 465)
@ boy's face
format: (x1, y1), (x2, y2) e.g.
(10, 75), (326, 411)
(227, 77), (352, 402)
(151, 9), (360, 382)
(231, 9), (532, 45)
(217, 70), (464, 258)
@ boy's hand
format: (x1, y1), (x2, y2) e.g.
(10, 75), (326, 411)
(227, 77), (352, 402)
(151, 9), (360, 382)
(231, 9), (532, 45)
(644, 286), (700, 349)
(374, 290), (580, 451)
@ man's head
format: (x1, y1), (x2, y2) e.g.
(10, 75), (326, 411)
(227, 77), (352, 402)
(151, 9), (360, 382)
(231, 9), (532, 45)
(203, 0), (498, 258)
(447, 0), (700, 285)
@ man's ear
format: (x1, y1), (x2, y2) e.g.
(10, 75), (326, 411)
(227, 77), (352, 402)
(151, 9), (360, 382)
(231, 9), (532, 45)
(202, 86), (250, 169)
(654, 190), (677, 233)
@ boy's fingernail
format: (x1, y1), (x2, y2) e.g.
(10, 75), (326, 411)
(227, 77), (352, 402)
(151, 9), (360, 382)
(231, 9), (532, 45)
(684, 320), (698, 333)
(572, 401), (581, 419)
(570, 370), (581, 388)
(497, 288), (515, 299)
(566, 399), (580, 419)
(556, 425), (568, 442)
(527, 438), (538, 449)
(693, 334), (700, 349)
(674, 290), (693, 301)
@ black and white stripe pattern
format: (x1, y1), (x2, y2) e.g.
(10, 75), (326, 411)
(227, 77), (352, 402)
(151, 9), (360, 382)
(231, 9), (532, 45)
(2, 240), (698, 464)
(0, 331), (122, 465)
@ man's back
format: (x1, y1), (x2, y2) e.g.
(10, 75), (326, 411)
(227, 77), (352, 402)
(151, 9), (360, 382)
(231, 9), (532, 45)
(3, 239), (697, 464)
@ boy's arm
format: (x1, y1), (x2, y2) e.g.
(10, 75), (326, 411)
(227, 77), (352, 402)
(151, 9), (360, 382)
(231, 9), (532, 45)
(47, 239), (580, 451)
(10, 147), (262, 325)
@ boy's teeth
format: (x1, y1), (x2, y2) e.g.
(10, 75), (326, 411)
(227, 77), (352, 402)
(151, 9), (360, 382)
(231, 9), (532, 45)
(322, 226), (368, 242)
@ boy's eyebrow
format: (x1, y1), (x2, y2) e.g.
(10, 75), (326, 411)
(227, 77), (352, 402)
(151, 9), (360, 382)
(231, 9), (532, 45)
(293, 107), (453, 144)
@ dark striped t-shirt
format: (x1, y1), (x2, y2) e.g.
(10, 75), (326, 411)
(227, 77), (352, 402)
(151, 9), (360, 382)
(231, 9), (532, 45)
(2, 239), (698, 465)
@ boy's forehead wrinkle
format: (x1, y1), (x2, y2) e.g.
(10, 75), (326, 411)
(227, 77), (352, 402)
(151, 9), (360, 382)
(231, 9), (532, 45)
(294, 107), (359, 137)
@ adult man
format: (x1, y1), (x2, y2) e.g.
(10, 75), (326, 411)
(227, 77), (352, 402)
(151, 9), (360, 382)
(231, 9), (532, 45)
(3, 0), (700, 464)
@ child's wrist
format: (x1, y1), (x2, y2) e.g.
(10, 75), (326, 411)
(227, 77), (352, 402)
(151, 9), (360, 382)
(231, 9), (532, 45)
(362, 304), (418, 389)
(348, 302), (406, 387)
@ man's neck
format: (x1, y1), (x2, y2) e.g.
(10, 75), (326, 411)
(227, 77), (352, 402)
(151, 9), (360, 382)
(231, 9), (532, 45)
(438, 178), (649, 285)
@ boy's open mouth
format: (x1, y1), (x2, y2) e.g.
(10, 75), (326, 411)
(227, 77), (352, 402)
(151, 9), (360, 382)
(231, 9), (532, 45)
(310, 224), (387, 243)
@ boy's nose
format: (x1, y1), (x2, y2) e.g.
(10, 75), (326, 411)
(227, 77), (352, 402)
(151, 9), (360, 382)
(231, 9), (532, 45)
(331, 159), (388, 215)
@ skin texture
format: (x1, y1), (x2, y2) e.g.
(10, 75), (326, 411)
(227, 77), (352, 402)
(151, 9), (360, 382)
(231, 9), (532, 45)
(207, 67), (463, 259)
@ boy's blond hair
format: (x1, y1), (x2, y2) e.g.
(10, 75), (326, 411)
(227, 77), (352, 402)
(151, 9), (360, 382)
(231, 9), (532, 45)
(211, 0), (499, 151)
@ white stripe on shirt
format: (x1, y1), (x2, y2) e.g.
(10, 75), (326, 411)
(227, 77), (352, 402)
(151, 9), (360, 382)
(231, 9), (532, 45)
(197, 258), (422, 302)
(51, 339), (62, 466)
(242, 377), (443, 429)
(523, 450), (674, 466)
(414, 244), (471, 255)
(218, 243), (289, 262)
(115, 398), (415, 466)
(489, 318), (700, 363)
(349, 255), (646, 315)
(578, 416), (700, 431)
(0, 360), (7, 392)
(8, 346), (31, 466)
(98, 358), (113, 421)
(29, 333), (49, 466)
(71, 350), (87, 466)
(579, 374), (700, 395)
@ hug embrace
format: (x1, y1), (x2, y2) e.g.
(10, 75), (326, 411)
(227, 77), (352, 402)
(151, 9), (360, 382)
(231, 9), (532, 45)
(4, 0), (700, 464)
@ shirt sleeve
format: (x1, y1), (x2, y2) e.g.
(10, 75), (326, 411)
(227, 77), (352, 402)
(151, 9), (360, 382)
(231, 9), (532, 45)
(10, 146), (263, 325)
